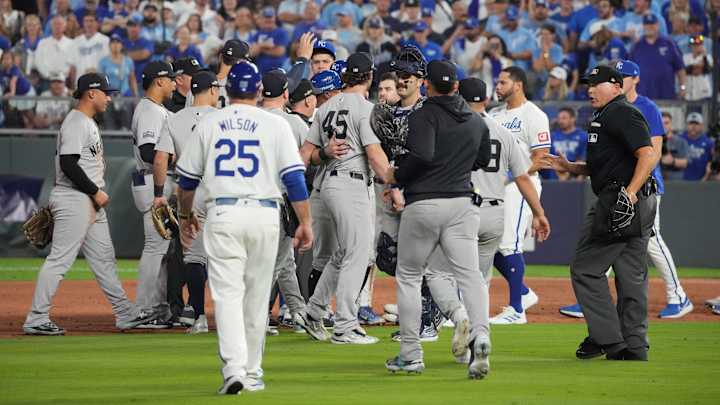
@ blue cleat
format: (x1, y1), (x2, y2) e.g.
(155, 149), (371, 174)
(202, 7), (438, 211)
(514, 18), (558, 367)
(559, 303), (584, 318)
(358, 306), (385, 325)
(658, 298), (694, 319)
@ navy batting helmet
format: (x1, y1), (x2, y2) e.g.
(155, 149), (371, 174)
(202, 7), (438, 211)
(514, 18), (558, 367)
(390, 45), (427, 78)
(226, 61), (261, 97)
(311, 70), (342, 95)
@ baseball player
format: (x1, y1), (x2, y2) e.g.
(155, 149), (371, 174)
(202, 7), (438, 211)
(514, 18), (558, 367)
(288, 79), (316, 125)
(297, 52), (393, 344)
(559, 60), (693, 319)
(488, 66), (551, 325)
(384, 61), (492, 377)
(310, 69), (343, 109)
(153, 71), (222, 334)
(175, 61), (312, 394)
(165, 57), (203, 112)
(23, 74), (146, 335)
(311, 40), (337, 75)
(131, 60), (176, 328)
(184, 40), (249, 109)
(423, 78), (550, 367)
(260, 69), (310, 329)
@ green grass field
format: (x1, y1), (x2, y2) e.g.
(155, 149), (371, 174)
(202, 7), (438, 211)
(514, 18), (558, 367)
(0, 258), (718, 281)
(1, 323), (719, 404)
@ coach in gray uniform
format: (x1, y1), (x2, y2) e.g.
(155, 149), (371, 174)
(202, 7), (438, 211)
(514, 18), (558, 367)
(23, 74), (146, 335)
(154, 71), (221, 333)
(131, 61), (176, 327)
(297, 53), (392, 344)
(424, 78), (550, 367)
(260, 69), (309, 324)
(384, 61), (491, 377)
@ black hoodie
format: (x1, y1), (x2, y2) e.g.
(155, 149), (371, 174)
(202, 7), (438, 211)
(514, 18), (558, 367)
(395, 94), (491, 205)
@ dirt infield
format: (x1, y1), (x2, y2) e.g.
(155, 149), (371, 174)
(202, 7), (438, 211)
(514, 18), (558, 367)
(1, 277), (718, 337)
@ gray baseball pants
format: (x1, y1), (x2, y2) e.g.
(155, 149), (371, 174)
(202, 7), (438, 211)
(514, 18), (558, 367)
(397, 197), (482, 361)
(273, 218), (306, 316)
(307, 175), (372, 334)
(572, 195), (657, 351)
(24, 187), (137, 328)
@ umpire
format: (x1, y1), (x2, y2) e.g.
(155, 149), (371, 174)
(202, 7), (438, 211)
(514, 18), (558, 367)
(385, 60), (491, 377)
(545, 66), (658, 361)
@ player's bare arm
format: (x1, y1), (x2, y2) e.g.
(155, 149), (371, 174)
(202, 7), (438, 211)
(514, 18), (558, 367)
(515, 173), (550, 242)
(527, 147), (550, 174)
(625, 145), (657, 204)
(289, 199), (313, 252)
(366, 143), (393, 184)
(152, 151), (170, 208)
(176, 187), (199, 250)
(542, 152), (592, 176)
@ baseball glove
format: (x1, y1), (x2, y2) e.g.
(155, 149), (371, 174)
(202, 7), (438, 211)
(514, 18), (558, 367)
(23, 207), (54, 249)
(370, 102), (397, 151)
(152, 205), (179, 240)
(608, 187), (635, 233)
(281, 195), (300, 238)
(376, 232), (398, 276)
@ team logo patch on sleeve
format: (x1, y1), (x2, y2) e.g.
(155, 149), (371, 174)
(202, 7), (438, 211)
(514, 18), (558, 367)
(143, 130), (155, 139)
(538, 131), (549, 142)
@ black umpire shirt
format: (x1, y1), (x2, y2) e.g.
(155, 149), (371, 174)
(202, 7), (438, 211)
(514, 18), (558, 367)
(586, 94), (652, 195)
(164, 90), (187, 113)
(395, 94), (491, 205)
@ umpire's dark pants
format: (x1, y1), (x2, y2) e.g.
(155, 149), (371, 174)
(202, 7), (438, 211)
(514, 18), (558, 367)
(571, 195), (657, 351)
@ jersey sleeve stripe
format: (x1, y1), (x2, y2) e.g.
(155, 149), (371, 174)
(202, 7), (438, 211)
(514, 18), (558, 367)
(176, 165), (202, 180)
(530, 143), (552, 150)
(279, 164), (306, 178)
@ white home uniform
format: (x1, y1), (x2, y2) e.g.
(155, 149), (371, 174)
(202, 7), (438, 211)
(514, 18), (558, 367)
(489, 101), (550, 256)
(176, 103), (304, 386)
(131, 98), (174, 319)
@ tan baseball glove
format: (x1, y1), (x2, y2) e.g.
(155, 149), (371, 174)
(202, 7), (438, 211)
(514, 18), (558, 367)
(152, 204), (179, 240)
(23, 207), (54, 249)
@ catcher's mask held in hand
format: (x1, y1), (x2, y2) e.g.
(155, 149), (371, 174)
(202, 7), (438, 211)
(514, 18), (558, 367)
(23, 207), (54, 249)
(152, 205), (179, 240)
(608, 186), (635, 233)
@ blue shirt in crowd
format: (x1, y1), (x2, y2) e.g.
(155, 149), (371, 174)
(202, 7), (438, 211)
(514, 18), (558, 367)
(166, 45), (204, 67)
(588, 37), (627, 72)
(0, 65), (32, 95)
(292, 20), (326, 43)
(567, 4), (598, 35)
(404, 39), (444, 62)
(98, 55), (135, 97)
(682, 133), (714, 180)
(543, 127), (588, 180)
(249, 28), (290, 73)
(498, 26), (537, 70)
(631, 36), (684, 99)
(123, 37), (155, 83)
(632, 95), (666, 194)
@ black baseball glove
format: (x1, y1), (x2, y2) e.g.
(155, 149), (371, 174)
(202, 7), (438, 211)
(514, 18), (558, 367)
(281, 195), (299, 238)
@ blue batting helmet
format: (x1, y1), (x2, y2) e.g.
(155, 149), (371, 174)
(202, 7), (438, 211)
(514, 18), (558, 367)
(331, 60), (347, 76)
(226, 61), (261, 97)
(311, 70), (342, 95)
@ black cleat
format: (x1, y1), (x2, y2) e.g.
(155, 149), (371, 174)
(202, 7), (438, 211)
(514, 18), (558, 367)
(576, 337), (605, 359)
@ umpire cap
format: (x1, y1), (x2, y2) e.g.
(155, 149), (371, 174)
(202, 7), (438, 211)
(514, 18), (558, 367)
(174, 57), (203, 76)
(73, 73), (118, 99)
(226, 61), (261, 97)
(582, 65), (623, 86)
(142, 60), (175, 90)
(459, 78), (487, 103)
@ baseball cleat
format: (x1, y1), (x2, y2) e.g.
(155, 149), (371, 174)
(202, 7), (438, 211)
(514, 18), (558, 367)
(218, 376), (243, 395)
(116, 311), (155, 330)
(383, 303), (398, 315)
(468, 339), (491, 379)
(358, 306), (384, 325)
(490, 306), (527, 325)
(331, 328), (379, 345)
(521, 288), (539, 311)
(442, 318), (455, 328)
(266, 325), (279, 336)
(135, 318), (173, 329)
(705, 296), (720, 308)
(712, 304), (720, 315)
(455, 349), (471, 364)
(178, 305), (195, 327)
(382, 313), (398, 323)
(23, 321), (65, 336)
(451, 318), (470, 358)
(390, 325), (439, 343)
(187, 315), (209, 334)
(294, 312), (330, 341)
(243, 377), (265, 392)
(576, 337), (605, 360)
(323, 312), (335, 328)
(385, 356), (425, 374)
(658, 298), (694, 319)
(559, 303), (585, 318)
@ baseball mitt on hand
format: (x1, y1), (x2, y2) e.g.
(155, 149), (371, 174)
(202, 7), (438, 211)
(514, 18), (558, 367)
(608, 187), (635, 233)
(152, 205), (179, 240)
(23, 207), (54, 249)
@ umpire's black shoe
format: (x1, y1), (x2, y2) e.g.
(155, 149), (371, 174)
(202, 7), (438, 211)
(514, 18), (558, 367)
(606, 347), (648, 361)
(576, 337), (605, 359)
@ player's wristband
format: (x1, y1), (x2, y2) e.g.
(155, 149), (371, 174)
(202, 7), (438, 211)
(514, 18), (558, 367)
(179, 212), (192, 220)
(154, 185), (164, 198)
(318, 147), (330, 161)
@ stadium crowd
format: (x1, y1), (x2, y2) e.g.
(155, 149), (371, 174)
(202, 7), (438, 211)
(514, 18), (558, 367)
(0, 0), (717, 180)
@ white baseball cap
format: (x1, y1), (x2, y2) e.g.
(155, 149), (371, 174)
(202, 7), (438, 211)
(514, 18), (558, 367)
(549, 66), (568, 81)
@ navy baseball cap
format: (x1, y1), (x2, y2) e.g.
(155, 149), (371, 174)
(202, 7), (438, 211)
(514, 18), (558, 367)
(582, 65), (623, 86)
(261, 6), (275, 18)
(367, 17), (383, 29)
(427, 60), (457, 86)
(142, 60), (175, 89)
(289, 79), (314, 103)
(191, 71), (221, 95)
(73, 73), (118, 99)
(311, 70), (342, 94)
(221, 39), (250, 61)
(226, 61), (261, 96)
(347, 52), (374, 74)
(313, 40), (336, 59)
(127, 14), (142, 26)
(404, 0), (420, 7)
(642, 14), (659, 25)
(459, 78), (487, 102)
(465, 18), (481, 30)
(174, 57), (203, 76)
(262, 69), (289, 98)
(110, 33), (123, 42)
(505, 6), (519, 21)
(414, 21), (429, 32)
(615, 60), (640, 77)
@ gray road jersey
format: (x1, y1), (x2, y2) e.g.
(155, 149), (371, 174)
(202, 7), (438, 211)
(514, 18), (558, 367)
(471, 112), (531, 201)
(132, 98), (171, 171)
(307, 93), (379, 182)
(156, 105), (217, 157)
(264, 107), (308, 149)
(186, 76), (229, 109)
(55, 109), (106, 189)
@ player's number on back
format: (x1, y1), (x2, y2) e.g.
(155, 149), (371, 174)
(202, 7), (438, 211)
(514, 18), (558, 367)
(215, 139), (260, 177)
(322, 110), (349, 139)
(482, 140), (502, 173)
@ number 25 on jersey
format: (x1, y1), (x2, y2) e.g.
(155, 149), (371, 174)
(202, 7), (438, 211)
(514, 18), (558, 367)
(215, 138), (260, 177)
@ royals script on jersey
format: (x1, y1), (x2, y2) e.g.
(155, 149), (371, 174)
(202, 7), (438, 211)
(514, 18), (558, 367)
(489, 101), (551, 156)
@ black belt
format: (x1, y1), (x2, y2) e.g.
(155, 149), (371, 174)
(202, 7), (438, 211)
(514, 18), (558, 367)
(471, 193), (502, 207)
(329, 170), (372, 186)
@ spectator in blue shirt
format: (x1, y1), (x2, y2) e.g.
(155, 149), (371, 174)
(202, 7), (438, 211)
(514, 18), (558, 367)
(567, 0), (598, 49)
(101, 0), (130, 37)
(621, 0), (668, 44)
(291, 2), (326, 44)
(524, 0), (567, 44)
(681, 112), (714, 181)
(498, 6), (537, 70)
(630, 14), (686, 99)
(123, 17), (155, 88)
(550, 0), (576, 35)
(587, 26), (627, 72)
(166, 26), (204, 66)
(542, 106), (587, 180)
(249, 7), (290, 73)
(98, 34), (137, 129)
(74, 0), (111, 24)
(1, 50), (36, 127)
(662, 0), (707, 35)
(140, 3), (172, 43)
(404, 21), (443, 62)
(485, 0), (510, 35)
(321, 0), (363, 29)
(532, 24), (565, 91)
(578, 0), (624, 49)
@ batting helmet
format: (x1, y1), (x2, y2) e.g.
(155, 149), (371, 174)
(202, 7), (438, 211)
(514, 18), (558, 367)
(226, 61), (261, 97)
(331, 60), (347, 76)
(390, 45), (427, 78)
(310, 70), (342, 94)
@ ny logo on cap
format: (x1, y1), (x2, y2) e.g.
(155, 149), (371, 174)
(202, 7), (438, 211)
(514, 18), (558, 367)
(191, 59), (199, 66)
(591, 68), (599, 75)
